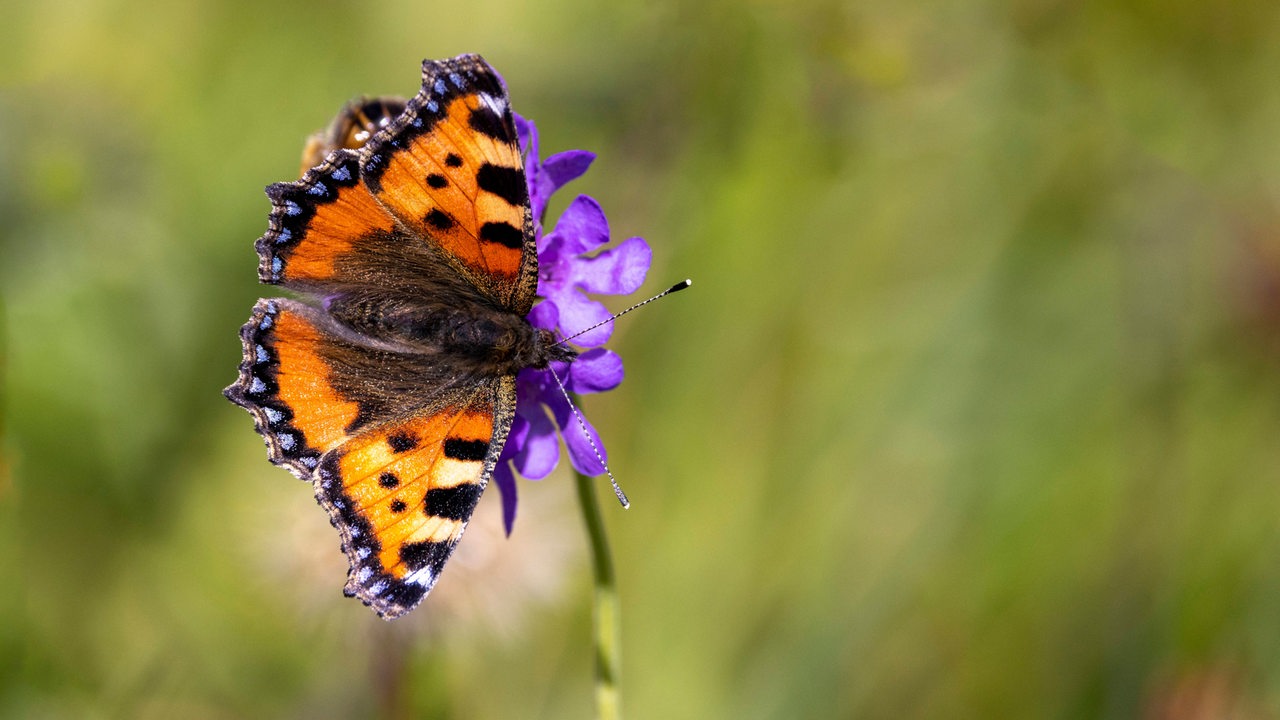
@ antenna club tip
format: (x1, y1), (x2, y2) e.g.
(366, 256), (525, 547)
(670, 278), (693, 293)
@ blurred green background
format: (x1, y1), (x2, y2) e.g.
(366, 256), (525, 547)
(6, 0), (1280, 717)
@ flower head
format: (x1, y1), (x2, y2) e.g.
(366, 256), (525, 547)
(492, 116), (652, 534)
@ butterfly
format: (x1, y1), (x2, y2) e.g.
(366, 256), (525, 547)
(224, 54), (576, 619)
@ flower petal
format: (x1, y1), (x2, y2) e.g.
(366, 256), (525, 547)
(546, 393), (609, 476)
(515, 115), (549, 224)
(501, 409), (532, 459)
(493, 461), (518, 536)
(513, 404), (560, 479)
(563, 414), (609, 476)
(515, 115), (538, 160)
(528, 300), (559, 333)
(555, 291), (614, 347)
(551, 195), (610, 255)
(568, 349), (624, 394)
(574, 236), (652, 295)
(534, 152), (595, 222)
(538, 150), (594, 202)
(537, 218), (582, 261)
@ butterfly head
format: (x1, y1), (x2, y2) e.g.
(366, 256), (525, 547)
(528, 327), (577, 369)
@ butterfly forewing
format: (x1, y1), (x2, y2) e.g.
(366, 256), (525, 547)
(361, 55), (536, 312)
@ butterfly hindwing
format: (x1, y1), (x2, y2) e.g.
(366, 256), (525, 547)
(225, 298), (358, 477)
(301, 96), (407, 174)
(361, 54), (537, 313)
(316, 380), (515, 618)
(225, 297), (517, 618)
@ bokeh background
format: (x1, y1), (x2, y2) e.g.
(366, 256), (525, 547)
(6, 0), (1280, 718)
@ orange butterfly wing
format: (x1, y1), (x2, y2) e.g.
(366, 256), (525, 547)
(225, 299), (359, 477)
(255, 148), (397, 290)
(226, 299), (514, 617)
(318, 390), (512, 617)
(255, 56), (535, 312)
(361, 55), (536, 311)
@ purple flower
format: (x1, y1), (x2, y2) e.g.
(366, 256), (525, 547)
(492, 116), (652, 534)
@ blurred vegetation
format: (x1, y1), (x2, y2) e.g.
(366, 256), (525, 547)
(6, 0), (1280, 717)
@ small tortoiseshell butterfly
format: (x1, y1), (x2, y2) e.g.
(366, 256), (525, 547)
(225, 55), (574, 619)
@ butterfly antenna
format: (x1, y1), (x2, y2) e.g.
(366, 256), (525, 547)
(547, 364), (630, 508)
(555, 279), (692, 347)
(547, 278), (693, 508)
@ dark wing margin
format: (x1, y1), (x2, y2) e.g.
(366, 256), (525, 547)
(224, 298), (349, 478)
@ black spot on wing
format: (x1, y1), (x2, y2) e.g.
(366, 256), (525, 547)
(400, 540), (452, 573)
(425, 209), (455, 230)
(426, 173), (448, 189)
(388, 433), (418, 453)
(380, 581), (425, 609)
(379, 472), (400, 488)
(468, 105), (515, 144)
(476, 163), (527, 207)
(443, 438), (488, 461)
(445, 153), (463, 167)
(478, 221), (524, 249)
(423, 484), (483, 521)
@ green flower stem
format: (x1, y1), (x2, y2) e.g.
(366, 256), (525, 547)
(574, 468), (622, 720)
